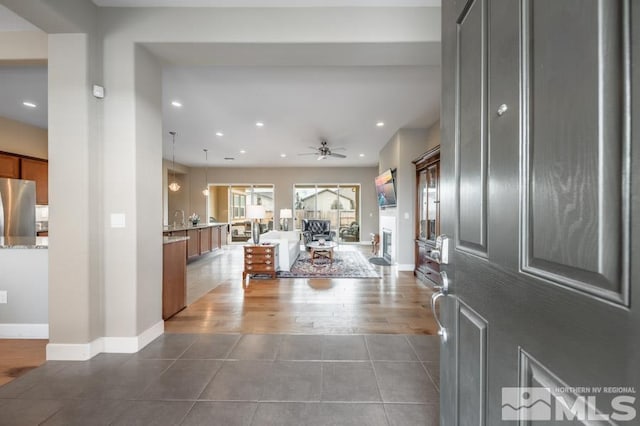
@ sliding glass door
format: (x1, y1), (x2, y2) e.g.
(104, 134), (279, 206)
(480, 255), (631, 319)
(293, 184), (360, 242)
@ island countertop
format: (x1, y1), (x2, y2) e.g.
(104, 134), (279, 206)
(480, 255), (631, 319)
(0, 236), (49, 249)
(163, 236), (189, 245)
(163, 223), (228, 232)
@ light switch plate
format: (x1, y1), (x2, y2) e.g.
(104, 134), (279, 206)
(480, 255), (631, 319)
(0, 291), (7, 304)
(110, 213), (126, 228)
(92, 84), (105, 99)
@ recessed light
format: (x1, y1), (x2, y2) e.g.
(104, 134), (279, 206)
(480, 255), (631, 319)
(376, 121), (385, 127)
(256, 121), (265, 127)
(240, 150), (246, 154)
(359, 153), (365, 157)
(280, 153), (287, 158)
(215, 132), (224, 137)
(23, 101), (37, 108)
(171, 101), (182, 107)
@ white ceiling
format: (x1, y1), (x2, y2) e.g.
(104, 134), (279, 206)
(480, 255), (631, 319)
(164, 64), (439, 167)
(0, 66), (48, 129)
(0, 3), (441, 168)
(153, 40), (440, 167)
(0, 5), (40, 31)
(92, 0), (440, 7)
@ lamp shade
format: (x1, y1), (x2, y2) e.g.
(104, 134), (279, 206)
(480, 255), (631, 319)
(279, 208), (293, 219)
(246, 205), (266, 219)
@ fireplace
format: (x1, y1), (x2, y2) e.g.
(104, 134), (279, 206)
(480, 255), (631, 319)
(382, 229), (392, 263)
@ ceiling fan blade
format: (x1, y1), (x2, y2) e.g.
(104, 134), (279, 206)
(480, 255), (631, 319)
(328, 152), (347, 158)
(298, 153), (317, 156)
(331, 147), (346, 151)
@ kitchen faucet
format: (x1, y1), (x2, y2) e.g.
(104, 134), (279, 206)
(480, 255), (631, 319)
(173, 210), (185, 228)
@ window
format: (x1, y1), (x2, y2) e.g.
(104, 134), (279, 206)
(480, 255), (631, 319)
(209, 184), (275, 243)
(293, 184), (360, 242)
(232, 193), (245, 219)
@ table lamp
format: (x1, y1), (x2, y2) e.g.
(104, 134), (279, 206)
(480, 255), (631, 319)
(246, 205), (266, 244)
(280, 208), (292, 231)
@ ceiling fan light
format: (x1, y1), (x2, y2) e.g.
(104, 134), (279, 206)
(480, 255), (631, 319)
(317, 155), (326, 161)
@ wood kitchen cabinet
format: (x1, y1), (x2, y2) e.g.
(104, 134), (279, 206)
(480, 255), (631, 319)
(164, 224), (226, 262)
(162, 238), (187, 320)
(186, 229), (200, 260)
(20, 158), (48, 205)
(199, 226), (211, 254)
(0, 153), (21, 178)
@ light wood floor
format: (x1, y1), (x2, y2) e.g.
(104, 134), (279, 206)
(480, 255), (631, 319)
(0, 339), (47, 386)
(0, 244), (437, 386)
(166, 244), (438, 335)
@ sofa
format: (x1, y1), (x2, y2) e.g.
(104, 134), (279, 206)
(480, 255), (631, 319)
(254, 231), (301, 272)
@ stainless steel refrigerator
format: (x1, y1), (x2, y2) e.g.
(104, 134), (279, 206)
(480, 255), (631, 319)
(0, 178), (36, 237)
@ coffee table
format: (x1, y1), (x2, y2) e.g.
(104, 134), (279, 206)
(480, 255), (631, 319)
(306, 241), (339, 265)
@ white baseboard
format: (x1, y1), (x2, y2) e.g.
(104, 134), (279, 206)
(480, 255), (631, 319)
(397, 264), (415, 272)
(0, 323), (49, 339)
(46, 320), (164, 361)
(46, 337), (104, 361)
(103, 320), (164, 353)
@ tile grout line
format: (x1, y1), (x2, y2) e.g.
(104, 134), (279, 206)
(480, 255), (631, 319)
(174, 400), (198, 426)
(364, 335), (392, 426)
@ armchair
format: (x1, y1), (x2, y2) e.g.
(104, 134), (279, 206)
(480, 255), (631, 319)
(302, 219), (336, 246)
(339, 221), (360, 242)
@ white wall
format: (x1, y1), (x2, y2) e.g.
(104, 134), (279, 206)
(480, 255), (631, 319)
(378, 121), (440, 269)
(0, 31), (46, 63)
(0, 116), (48, 159)
(48, 32), (105, 350)
(134, 45), (163, 336)
(0, 249), (48, 338)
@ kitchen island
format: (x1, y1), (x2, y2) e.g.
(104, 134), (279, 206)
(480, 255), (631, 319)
(0, 237), (48, 338)
(163, 223), (228, 262)
(163, 235), (188, 320)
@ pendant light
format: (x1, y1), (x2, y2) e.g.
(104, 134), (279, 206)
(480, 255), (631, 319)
(168, 131), (181, 192)
(202, 148), (209, 197)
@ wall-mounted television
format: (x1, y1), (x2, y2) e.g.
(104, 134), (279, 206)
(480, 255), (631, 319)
(375, 169), (397, 208)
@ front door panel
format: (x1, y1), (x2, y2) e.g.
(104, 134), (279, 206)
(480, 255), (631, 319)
(456, 0), (489, 257)
(440, 0), (639, 424)
(522, 0), (629, 305)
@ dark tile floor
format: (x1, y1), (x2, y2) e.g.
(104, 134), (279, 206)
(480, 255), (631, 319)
(0, 334), (440, 425)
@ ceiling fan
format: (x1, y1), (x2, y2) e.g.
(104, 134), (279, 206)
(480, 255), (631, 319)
(298, 140), (347, 160)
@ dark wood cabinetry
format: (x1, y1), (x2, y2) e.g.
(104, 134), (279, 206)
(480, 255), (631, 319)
(162, 239), (187, 320)
(20, 158), (48, 205)
(0, 153), (20, 178)
(413, 147), (441, 286)
(186, 229), (200, 260)
(164, 224), (227, 262)
(0, 152), (48, 204)
(243, 243), (279, 281)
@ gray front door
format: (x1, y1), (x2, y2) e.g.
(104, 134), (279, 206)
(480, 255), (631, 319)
(439, 0), (639, 424)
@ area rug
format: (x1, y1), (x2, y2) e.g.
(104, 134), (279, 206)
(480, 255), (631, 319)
(277, 250), (381, 279)
(369, 257), (391, 266)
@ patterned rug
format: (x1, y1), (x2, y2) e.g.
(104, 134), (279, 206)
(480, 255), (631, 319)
(277, 250), (382, 279)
